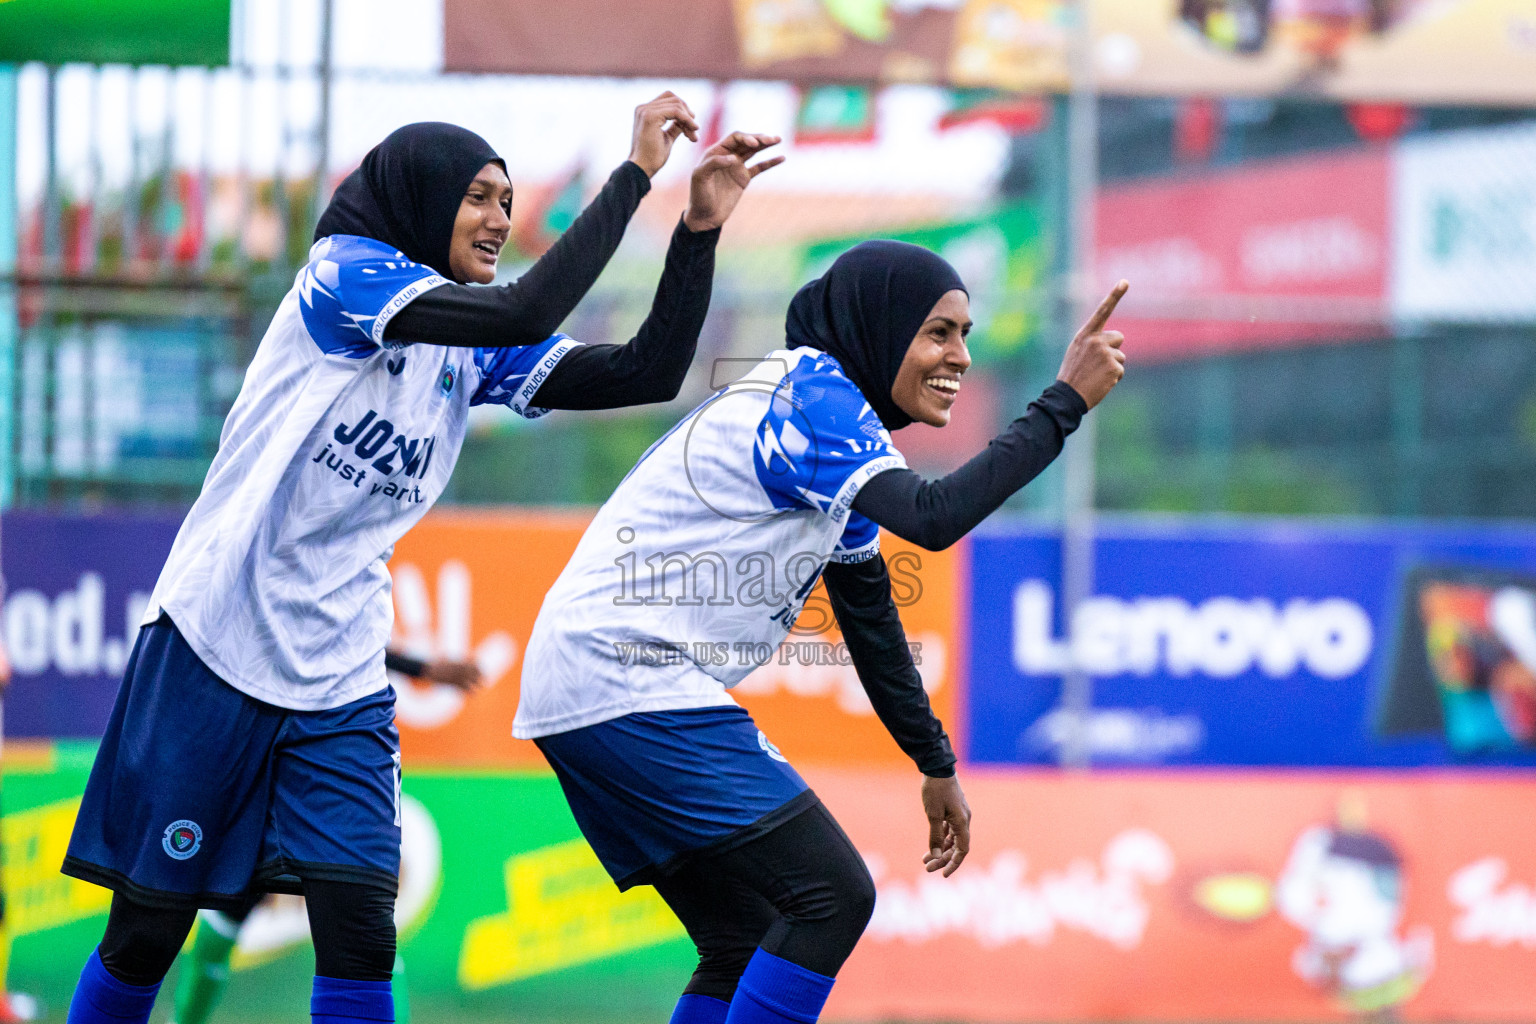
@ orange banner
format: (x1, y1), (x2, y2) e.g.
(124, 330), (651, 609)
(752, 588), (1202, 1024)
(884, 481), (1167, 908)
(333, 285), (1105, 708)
(811, 768), (1536, 1023)
(734, 534), (963, 768)
(389, 511), (961, 769)
(389, 509), (590, 768)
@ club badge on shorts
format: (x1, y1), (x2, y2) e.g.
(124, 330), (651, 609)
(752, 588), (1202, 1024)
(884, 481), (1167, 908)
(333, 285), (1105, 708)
(162, 819), (204, 860)
(757, 730), (789, 763)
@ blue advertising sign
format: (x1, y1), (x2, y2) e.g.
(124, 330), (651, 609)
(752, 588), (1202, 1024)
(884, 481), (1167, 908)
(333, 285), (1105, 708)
(1, 511), (181, 738)
(967, 517), (1536, 767)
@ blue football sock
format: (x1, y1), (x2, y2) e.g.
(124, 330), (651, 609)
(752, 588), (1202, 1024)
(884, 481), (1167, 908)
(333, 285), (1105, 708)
(66, 948), (162, 1024)
(725, 949), (836, 1024)
(311, 975), (393, 1023)
(670, 993), (730, 1024)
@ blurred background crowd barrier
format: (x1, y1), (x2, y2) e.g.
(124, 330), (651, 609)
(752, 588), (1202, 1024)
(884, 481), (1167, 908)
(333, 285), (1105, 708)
(1, 0), (1535, 1021)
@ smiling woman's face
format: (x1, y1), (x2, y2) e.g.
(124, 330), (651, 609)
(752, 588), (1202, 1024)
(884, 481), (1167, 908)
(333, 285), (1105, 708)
(890, 289), (972, 427)
(447, 161), (513, 284)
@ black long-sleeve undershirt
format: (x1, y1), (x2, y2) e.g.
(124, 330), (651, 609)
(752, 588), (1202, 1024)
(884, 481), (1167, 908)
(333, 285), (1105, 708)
(384, 160), (651, 349)
(384, 650), (427, 679)
(853, 381), (1088, 551)
(531, 217), (719, 410)
(823, 554), (957, 777)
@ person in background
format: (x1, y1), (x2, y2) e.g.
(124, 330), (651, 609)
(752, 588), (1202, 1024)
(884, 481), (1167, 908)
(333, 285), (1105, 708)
(0, 606), (39, 1023)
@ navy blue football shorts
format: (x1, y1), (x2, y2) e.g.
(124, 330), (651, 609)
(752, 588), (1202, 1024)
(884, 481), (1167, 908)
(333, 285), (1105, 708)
(62, 616), (401, 911)
(534, 705), (814, 890)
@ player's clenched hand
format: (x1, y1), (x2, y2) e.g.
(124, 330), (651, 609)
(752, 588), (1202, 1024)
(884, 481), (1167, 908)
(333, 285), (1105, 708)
(422, 658), (483, 692)
(1056, 280), (1129, 410)
(682, 132), (784, 233)
(628, 91), (700, 178)
(921, 773), (972, 877)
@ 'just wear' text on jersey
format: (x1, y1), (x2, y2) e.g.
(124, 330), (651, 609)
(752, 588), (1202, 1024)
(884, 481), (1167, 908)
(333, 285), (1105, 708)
(144, 234), (579, 710)
(515, 347), (906, 738)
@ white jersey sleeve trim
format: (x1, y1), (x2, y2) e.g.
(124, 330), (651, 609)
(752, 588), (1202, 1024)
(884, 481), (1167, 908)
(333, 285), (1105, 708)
(370, 273), (450, 346)
(513, 335), (584, 420)
(829, 536), (882, 564)
(826, 454), (905, 526)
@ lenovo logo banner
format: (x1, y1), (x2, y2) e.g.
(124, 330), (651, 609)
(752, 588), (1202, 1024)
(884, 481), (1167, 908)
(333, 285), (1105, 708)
(967, 518), (1536, 768)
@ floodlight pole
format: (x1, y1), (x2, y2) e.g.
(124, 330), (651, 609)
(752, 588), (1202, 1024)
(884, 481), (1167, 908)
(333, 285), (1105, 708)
(312, 0), (334, 233)
(1058, 0), (1098, 770)
(0, 67), (15, 510)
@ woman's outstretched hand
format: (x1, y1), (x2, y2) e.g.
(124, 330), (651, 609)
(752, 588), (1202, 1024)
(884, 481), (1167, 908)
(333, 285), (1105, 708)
(921, 773), (972, 877)
(682, 132), (784, 233)
(1057, 280), (1129, 410)
(628, 91), (700, 178)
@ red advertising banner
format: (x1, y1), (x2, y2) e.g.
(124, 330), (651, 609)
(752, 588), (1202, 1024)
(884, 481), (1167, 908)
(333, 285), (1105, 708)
(388, 511), (961, 769)
(813, 769), (1536, 1022)
(1097, 149), (1391, 361)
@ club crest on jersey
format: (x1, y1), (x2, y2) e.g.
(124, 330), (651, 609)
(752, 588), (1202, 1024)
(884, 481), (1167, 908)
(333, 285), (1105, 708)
(757, 730), (789, 763)
(162, 819), (203, 860)
(440, 365), (456, 396)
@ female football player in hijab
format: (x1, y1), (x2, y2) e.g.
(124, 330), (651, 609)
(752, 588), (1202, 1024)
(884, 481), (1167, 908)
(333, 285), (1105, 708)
(61, 92), (783, 1024)
(515, 241), (1128, 1024)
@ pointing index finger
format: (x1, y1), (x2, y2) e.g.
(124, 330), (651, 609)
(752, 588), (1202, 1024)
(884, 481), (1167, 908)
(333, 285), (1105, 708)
(1076, 279), (1129, 341)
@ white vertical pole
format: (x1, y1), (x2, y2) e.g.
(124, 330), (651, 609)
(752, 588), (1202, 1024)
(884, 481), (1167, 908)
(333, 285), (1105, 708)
(311, 0), (333, 236)
(0, 66), (17, 509)
(1058, 0), (1099, 769)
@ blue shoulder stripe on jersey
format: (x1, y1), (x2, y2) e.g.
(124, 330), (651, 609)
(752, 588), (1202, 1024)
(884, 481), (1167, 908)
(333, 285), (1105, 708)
(752, 351), (905, 522)
(471, 334), (582, 419)
(299, 235), (448, 359)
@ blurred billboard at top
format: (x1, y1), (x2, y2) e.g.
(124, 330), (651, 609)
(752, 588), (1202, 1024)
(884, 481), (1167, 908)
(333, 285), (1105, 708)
(0, 0), (230, 65)
(1099, 0), (1536, 105)
(445, 0), (1536, 104)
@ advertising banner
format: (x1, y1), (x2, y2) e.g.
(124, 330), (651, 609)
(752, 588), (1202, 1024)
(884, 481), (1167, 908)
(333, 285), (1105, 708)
(733, 533), (963, 767)
(386, 509), (591, 769)
(1391, 122), (1536, 324)
(445, 0), (1068, 90)
(966, 518), (1536, 767)
(444, 0), (1536, 104)
(0, 749), (697, 1021)
(0, 509), (958, 768)
(389, 509), (964, 770)
(1093, 0), (1536, 107)
(804, 200), (1049, 364)
(1096, 148), (1390, 360)
(0, 512), (181, 738)
(0, 0), (231, 65)
(818, 768), (1536, 1023)
(9, 748), (1536, 1022)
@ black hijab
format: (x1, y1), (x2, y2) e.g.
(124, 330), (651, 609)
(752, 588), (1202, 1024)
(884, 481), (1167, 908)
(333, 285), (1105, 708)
(785, 240), (967, 431)
(314, 122), (504, 282)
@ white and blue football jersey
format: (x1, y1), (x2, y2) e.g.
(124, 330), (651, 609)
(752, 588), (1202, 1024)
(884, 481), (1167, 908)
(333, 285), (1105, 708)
(515, 347), (906, 738)
(145, 234), (580, 710)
